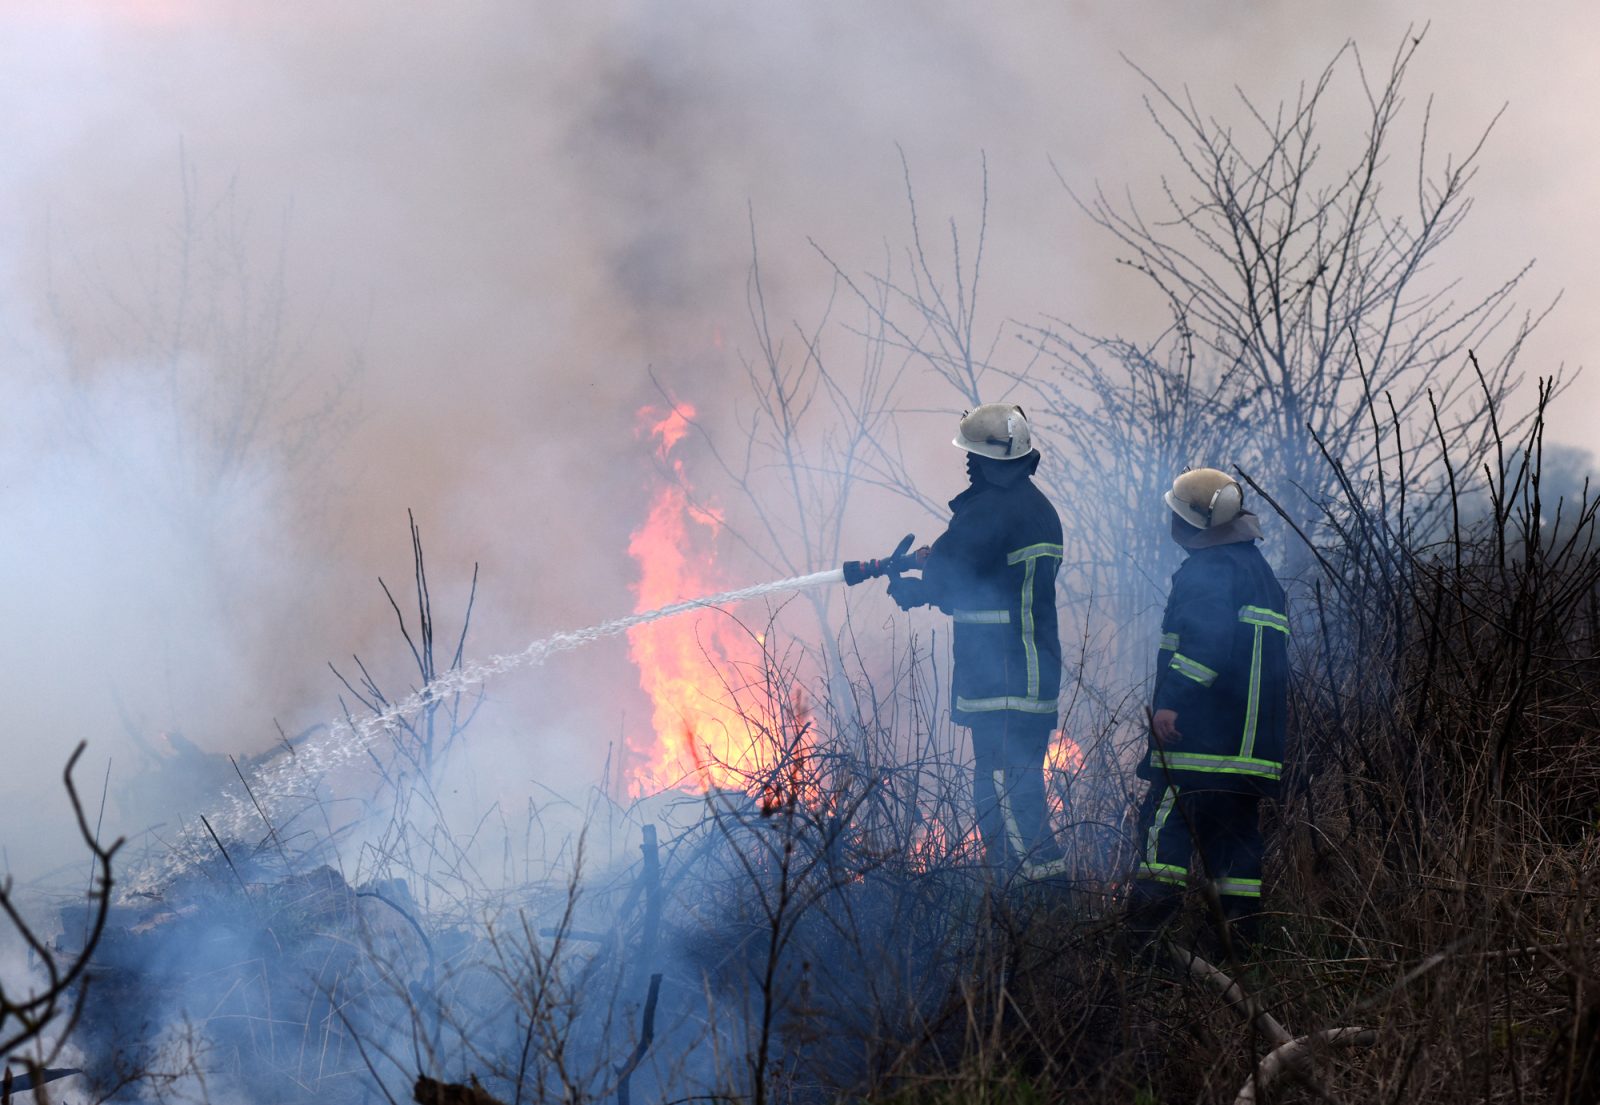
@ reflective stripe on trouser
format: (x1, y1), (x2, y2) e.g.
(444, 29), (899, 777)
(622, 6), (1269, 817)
(969, 713), (1056, 869)
(1136, 784), (1187, 886)
(1133, 784), (1265, 905)
(993, 768), (1065, 874)
(997, 769), (1025, 857)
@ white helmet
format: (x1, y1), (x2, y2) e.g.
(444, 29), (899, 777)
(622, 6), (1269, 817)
(953, 403), (1033, 460)
(1165, 467), (1244, 529)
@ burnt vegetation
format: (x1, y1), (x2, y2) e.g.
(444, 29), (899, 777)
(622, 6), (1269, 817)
(6, 28), (1598, 1105)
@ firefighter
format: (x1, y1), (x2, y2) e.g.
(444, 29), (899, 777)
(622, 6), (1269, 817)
(1129, 467), (1289, 956)
(885, 403), (1065, 873)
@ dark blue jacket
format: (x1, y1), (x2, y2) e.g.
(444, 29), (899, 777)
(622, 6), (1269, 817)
(920, 452), (1064, 726)
(1143, 529), (1289, 797)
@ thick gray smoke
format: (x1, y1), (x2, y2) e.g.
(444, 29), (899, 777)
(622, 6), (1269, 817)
(0, 0), (1592, 882)
(0, 7), (1595, 1104)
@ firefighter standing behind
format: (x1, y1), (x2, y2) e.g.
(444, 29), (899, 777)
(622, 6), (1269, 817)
(886, 404), (1065, 873)
(1130, 467), (1289, 955)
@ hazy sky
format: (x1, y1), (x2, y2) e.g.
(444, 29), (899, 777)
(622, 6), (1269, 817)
(0, 1), (1593, 871)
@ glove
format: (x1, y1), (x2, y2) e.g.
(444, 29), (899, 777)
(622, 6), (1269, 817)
(886, 576), (929, 611)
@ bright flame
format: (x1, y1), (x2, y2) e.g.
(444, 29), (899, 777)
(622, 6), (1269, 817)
(1044, 729), (1085, 825)
(1046, 730), (1085, 777)
(626, 402), (766, 793)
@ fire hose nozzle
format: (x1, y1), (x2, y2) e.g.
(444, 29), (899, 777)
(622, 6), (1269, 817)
(842, 533), (928, 586)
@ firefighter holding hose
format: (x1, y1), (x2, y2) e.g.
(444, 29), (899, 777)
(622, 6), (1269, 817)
(879, 403), (1065, 874)
(1129, 467), (1289, 957)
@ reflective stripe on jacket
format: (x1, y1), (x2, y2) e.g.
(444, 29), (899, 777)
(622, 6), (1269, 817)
(1145, 538), (1289, 797)
(920, 452), (1064, 725)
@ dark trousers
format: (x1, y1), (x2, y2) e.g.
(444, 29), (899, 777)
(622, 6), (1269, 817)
(968, 712), (1061, 869)
(1130, 781), (1264, 946)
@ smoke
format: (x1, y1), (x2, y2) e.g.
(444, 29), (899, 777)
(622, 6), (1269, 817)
(0, 0), (1593, 869)
(2, 9), (1595, 1101)
(0, 325), (304, 879)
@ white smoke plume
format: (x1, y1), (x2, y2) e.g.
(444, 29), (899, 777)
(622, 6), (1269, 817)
(0, 0), (1592, 881)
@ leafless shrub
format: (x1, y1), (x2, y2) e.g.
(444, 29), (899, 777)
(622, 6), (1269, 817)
(43, 146), (361, 547)
(3, 744), (121, 1098)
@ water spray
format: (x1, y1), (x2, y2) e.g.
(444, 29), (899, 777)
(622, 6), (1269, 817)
(131, 551), (922, 892)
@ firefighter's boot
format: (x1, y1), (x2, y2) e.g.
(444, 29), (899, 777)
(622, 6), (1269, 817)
(1123, 880), (1181, 959)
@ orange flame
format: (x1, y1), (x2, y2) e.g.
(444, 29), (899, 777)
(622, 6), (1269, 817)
(1044, 730), (1085, 825)
(1047, 730), (1085, 777)
(626, 402), (766, 794)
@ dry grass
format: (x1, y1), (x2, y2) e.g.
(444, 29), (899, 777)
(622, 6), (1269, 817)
(35, 376), (1600, 1105)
